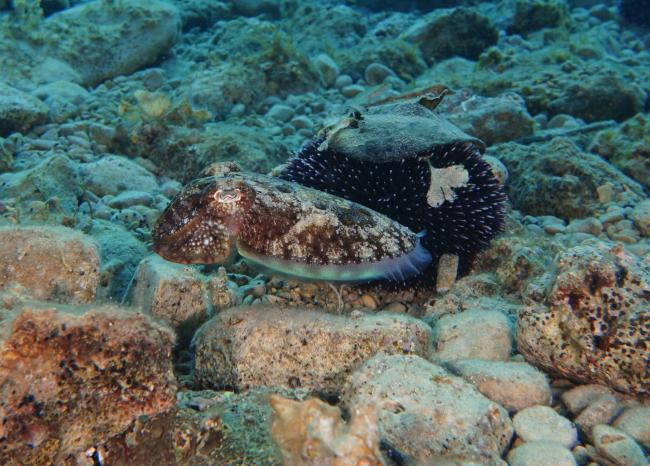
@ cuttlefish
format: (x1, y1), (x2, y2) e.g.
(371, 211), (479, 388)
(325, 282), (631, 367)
(152, 171), (432, 282)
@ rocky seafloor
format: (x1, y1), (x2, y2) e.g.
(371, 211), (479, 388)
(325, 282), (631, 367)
(0, 0), (648, 465)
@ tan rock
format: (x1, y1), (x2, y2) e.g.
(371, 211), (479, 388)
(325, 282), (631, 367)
(270, 395), (386, 466)
(0, 226), (100, 304)
(0, 302), (176, 464)
(193, 306), (432, 394)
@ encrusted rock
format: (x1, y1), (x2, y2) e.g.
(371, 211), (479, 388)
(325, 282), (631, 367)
(448, 360), (551, 413)
(193, 306), (432, 394)
(0, 226), (99, 304)
(494, 138), (645, 219)
(79, 155), (159, 197)
(432, 309), (513, 362)
(270, 395), (385, 466)
(516, 241), (649, 396)
(512, 406), (578, 449)
(343, 354), (513, 465)
(0, 302), (176, 464)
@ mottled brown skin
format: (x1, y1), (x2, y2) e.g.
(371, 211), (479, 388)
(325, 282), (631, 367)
(152, 173), (418, 270)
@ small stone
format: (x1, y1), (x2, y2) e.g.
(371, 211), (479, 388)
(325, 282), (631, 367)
(159, 180), (182, 198)
(598, 207), (626, 225)
(360, 294), (377, 310)
(289, 115), (312, 130)
(312, 53), (339, 88)
(335, 74), (353, 90)
(340, 84), (365, 98)
(266, 104), (294, 123)
(597, 183), (616, 203)
(592, 425), (647, 466)
(432, 309), (512, 362)
(436, 253), (459, 292)
(507, 441), (577, 466)
(575, 394), (622, 439)
(107, 190), (155, 208)
(566, 217), (603, 236)
(612, 406), (650, 450)
(80, 155), (158, 196)
(448, 360), (552, 413)
(561, 385), (615, 415)
(513, 406), (578, 449)
(545, 223), (567, 234)
(364, 62), (395, 86)
(630, 199), (650, 236)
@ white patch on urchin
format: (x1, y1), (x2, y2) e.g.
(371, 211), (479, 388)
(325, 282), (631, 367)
(426, 163), (470, 208)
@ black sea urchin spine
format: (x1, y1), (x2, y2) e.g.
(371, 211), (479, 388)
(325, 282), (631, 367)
(280, 139), (506, 276)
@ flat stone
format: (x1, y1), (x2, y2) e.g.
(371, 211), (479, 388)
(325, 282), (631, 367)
(575, 394), (622, 439)
(0, 226), (99, 304)
(630, 199), (650, 236)
(340, 84), (365, 98)
(448, 360), (552, 413)
(592, 425), (647, 466)
(513, 406), (578, 449)
(80, 155), (159, 196)
(107, 190), (155, 208)
(432, 309), (512, 362)
(507, 441), (577, 466)
(561, 384), (614, 415)
(343, 354), (513, 465)
(364, 62), (395, 85)
(194, 306), (432, 394)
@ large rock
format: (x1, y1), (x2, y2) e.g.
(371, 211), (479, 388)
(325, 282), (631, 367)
(343, 354), (513, 465)
(43, 0), (180, 86)
(0, 302), (176, 464)
(517, 241), (649, 396)
(193, 306), (432, 394)
(493, 138), (645, 219)
(403, 7), (499, 62)
(0, 82), (49, 136)
(0, 226), (99, 303)
(0, 153), (80, 215)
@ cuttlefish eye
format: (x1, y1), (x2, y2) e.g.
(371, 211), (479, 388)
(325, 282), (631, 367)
(213, 187), (242, 204)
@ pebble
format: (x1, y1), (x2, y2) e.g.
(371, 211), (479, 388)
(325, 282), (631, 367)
(545, 223), (567, 234)
(265, 104), (294, 123)
(561, 384), (614, 415)
(599, 208), (626, 225)
(435, 253), (458, 292)
(592, 425), (647, 466)
(360, 294), (377, 310)
(449, 360), (552, 413)
(507, 441), (578, 466)
(335, 74), (353, 90)
(159, 180), (182, 198)
(312, 53), (339, 88)
(340, 84), (365, 98)
(364, 62), (395, 86)
(432, 309), (512, 362)
(575, 394), (622, 439)
(513, 406), (578, 449)
(612, 406), (650, 450)
(630, 199), (650, 236)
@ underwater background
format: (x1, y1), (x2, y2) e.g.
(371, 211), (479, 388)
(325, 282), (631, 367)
(0, 0), (649, 465)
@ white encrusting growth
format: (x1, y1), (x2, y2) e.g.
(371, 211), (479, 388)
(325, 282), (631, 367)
(426, 162), (470, 208)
